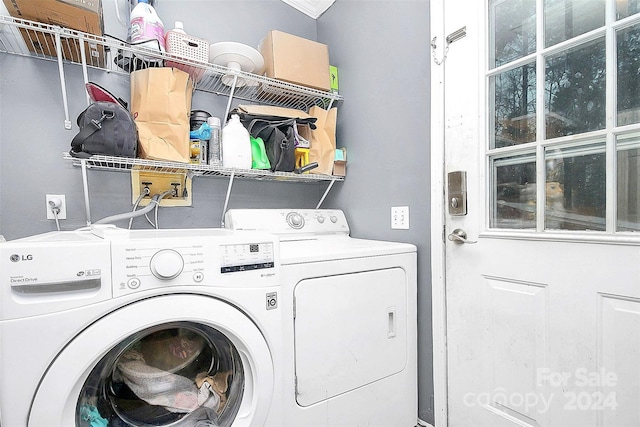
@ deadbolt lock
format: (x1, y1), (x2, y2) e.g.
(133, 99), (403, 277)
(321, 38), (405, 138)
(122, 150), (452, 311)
(447, 171), (467, 216)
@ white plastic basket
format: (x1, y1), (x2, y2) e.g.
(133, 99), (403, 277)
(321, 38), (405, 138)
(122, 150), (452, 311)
(165, 30), (209, 81)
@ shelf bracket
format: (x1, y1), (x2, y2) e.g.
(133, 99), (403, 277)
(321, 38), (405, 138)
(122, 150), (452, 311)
(316, 179), (337, 209)
(221, 170), (235, 227)
(78, 34), (91, 106)
(81, 159), (92, 225)
(223, 74), (239, 124)
(54, 30), (72, 130)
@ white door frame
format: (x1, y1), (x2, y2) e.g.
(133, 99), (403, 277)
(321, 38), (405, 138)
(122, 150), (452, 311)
(430, 0), (448, 425)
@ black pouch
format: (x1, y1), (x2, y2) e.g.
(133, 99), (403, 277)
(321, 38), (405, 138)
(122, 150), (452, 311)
(70, 101), (138, 159)
(235, 113), (316, 172)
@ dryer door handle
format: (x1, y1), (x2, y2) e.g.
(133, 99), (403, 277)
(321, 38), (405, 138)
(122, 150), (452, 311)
(387, 308), (396, 338)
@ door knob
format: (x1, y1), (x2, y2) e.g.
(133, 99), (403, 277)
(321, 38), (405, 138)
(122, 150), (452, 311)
(447, 228), (477, 245)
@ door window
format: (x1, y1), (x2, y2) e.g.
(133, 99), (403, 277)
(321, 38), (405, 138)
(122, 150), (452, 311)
(76, 322), (244, 427)
(488, 0), (640, 233)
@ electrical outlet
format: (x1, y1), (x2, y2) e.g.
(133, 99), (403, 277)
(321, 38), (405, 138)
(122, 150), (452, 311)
(131, 170), (192, 207)
(46, 194), (67, 220)
(391, 206), (409, 229)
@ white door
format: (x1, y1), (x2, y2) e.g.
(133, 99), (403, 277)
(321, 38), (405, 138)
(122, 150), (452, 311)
(431, 0), (640, 426)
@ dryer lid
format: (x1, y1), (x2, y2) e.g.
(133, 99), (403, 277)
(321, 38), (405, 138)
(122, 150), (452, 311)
(279, 235), (416, 264)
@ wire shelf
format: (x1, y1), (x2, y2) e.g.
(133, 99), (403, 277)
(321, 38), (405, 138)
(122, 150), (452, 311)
(62, 152), (344, 183)
(0, 15), (343, 111)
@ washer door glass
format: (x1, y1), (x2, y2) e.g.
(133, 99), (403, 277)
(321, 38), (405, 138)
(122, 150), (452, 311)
(77, 322), (243, 427)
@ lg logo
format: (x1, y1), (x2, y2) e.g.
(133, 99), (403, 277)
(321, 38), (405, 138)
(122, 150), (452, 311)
(10, 254), (33, 262)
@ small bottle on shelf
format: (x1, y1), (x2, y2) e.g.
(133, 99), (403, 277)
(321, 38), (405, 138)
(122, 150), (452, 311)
(207, 117), (222, 166)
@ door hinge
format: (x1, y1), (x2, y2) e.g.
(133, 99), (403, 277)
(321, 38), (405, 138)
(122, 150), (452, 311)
(442, 225), (446, 243)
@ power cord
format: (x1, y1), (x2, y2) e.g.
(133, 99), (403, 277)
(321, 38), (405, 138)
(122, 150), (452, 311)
(129, 186), (150, 229)
(152, 190), (173, 229)
(48, 200), (62, 231)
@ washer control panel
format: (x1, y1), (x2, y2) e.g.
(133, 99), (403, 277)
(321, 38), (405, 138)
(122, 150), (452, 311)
(225, 209), (350, 235)
(109, 230), (278, 297)
(220, 242), (275, 273)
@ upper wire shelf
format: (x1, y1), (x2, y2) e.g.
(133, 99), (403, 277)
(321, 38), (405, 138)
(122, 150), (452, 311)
(0, 15), (343, 111)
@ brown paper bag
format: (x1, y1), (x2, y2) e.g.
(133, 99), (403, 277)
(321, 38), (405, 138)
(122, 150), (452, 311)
(131, 68), (193, 162)
(308, 106), (337, 175)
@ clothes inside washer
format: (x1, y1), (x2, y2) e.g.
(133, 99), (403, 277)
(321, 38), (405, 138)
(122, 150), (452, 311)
(78, 404), (108, 427)
(76, 324), (244, 427)
(114, 348), (220, 413)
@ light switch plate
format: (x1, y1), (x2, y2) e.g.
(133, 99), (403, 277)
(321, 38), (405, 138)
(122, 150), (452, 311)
(391, 206), (409, 229)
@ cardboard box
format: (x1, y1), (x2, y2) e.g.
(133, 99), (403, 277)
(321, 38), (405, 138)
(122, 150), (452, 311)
(2, 0), (103, 35)
(4, 0), (104, 65)
(19, 28), (105, 66)
(333, 147), (347, 176)
(330, 65), (339, 94)
(260, 30), (330, 92)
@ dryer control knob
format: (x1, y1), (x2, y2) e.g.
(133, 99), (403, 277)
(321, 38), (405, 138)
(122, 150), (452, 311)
(286, 212), (305, 229)
(150, 249), (184, 280)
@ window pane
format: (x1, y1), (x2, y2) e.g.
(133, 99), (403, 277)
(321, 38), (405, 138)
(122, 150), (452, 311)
(617, 134), (640, 231)
(545, 38), (606, 138)
(617, 0), (640, 20)
(490, 0), (536, 67)
(492, 154), (537, 229)
(545, 143), (606, 230)
(544, 0), (605, 47)
(617, 24), (640, 126)
(491, 63), (537, 148)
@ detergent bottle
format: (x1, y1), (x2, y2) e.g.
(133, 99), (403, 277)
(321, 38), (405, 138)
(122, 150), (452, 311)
(129, 0), (166, 55)
(222, 115), (252, 169)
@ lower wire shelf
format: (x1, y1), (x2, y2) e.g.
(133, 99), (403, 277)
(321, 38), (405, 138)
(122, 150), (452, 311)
(62, 152), (344, 183)
(63, 152), (343, 226)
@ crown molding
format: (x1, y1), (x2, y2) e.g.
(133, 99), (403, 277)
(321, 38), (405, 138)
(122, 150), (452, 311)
(281, 0), (336, 19)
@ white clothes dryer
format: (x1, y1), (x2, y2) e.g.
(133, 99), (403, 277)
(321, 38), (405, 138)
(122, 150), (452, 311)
(225, 209), (418, 427)
(0, 227), (284, 427)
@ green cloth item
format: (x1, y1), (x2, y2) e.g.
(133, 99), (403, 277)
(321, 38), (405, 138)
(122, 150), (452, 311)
(79, 404), (108, 427)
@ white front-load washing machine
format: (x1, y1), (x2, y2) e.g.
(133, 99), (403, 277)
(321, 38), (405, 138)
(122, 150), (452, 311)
(0, 226), (284, 427)
(225, 209), (418, 427)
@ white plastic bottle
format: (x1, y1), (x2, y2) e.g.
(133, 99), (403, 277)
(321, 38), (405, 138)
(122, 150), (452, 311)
(207, 117), (222, 166)
(169, 21), (186, 35)
(129, 0), (166, 55)
(222, 115), (252, 169)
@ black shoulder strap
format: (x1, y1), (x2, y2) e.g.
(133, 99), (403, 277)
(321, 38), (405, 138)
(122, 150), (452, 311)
(69, 123), (100, 158)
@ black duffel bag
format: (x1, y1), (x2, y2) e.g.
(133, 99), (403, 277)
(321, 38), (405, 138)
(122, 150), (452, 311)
(70, 101), (138, 158)
(234, 112), (316, 172)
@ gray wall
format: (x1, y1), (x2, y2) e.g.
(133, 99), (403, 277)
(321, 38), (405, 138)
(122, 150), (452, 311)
(0, 0), (324, 238)
(0, 0), (433, 424)
(318, 1), (433, 423)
